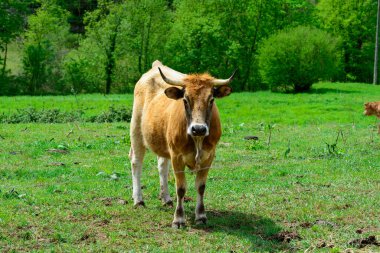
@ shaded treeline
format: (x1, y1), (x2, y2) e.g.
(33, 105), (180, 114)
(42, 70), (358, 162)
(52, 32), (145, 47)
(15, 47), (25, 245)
(0, 0), (378, 95)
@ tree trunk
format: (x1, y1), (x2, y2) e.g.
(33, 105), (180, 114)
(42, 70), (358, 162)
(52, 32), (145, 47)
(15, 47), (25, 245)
(373, 0), (380, 84)
(105, 34), (117, 94)
(138, 26), (145, 75)
(143, 15), (152, 71)
(2, 43), (8, 76)
(104, 20), (121, 95)
(242, 1), (264, 91)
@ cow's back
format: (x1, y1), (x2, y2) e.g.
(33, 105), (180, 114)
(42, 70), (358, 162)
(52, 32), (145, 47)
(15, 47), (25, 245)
(131, 61), (185, 157)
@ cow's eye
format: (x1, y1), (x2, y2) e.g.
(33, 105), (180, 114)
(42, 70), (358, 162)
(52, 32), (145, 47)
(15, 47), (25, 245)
(183, 99), (189, 106)
(209, 98), (214, 105)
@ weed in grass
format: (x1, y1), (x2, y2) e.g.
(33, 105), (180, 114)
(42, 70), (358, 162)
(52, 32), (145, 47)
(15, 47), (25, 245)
(324, 130), (345, 157)
(246, 139), (268, 151)
(284, 140), (291, 158)
(3, 188), (23, 199)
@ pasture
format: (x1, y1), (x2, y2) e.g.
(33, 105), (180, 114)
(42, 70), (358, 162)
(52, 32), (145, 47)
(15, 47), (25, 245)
(0, 82), (379, 252)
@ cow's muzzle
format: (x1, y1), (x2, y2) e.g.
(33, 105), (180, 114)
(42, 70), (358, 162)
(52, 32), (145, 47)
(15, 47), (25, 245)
(189, 124), (209, 136)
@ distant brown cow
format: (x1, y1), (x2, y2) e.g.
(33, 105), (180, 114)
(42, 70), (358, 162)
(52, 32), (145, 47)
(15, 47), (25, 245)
(364, 101), (380, 134)
(129, 60), (234, 228)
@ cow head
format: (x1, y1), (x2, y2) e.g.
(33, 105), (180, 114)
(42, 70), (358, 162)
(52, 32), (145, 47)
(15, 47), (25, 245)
(364, 102), (380, 116)
(363, 102), (376, 116)
(159, 68), (235, 137)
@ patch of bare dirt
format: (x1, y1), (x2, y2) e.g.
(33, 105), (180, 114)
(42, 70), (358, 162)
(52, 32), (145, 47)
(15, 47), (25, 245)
(9, 151), (22, 155)
(46, 149), (68, 154)
(244, 136), (259, 140)
(46, 162), (65, 166)
(349, 236), (380, 248)
(184, 196), (193, 202)
(269, 231), (301, 243)
(284, 219), (337, 229)
(95, 197), (128, 206)
(316, 241), (334, 249)
(314, 219), (337, 227)
(299, 222), (313, 228)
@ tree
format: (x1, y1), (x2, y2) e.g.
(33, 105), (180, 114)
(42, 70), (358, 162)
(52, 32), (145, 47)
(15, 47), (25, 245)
(0, 0), (28, 76)
(165, 0), (316, 91)
(65, 0), (170, 94)
(374, 0), (380, 84)
(22, 1), (70, 94)
(258, 26), (341, 92)
(317, 0), (378, 83)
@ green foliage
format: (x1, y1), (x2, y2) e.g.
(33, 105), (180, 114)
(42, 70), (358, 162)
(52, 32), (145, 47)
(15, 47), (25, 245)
(63, 0), (170, 94)
(0, 0), (29, 81)
(0, 106), (131, 123)
(258, 26), (342, 92)
(317, 0), (377, 83)
(1, 0), (379, 95)
(165, 0), (316, 91)
(89, 105), (132, 123)
(22, 2), (71, 94)
(63, 49), (101, 93)
(0, 72), (28, 95)
(0, 0), (28, 45)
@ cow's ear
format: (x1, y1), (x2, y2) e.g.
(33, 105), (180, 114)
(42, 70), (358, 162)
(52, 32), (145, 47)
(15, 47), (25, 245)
(165, 87), (184, 100)
(214, 85), (232, 98)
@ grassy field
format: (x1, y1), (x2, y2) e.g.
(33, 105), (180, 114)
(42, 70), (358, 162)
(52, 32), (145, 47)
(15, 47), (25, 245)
(0, 82), (379, 252)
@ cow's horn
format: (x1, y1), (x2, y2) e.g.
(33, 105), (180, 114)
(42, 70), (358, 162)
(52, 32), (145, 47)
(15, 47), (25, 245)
(212, 69), (237, 86)
(158, 67), (185, 87)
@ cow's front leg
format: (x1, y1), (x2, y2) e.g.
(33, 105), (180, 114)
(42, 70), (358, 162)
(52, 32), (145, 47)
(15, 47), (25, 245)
(172, 158), (187, 228)
(195, 168), (209, 225)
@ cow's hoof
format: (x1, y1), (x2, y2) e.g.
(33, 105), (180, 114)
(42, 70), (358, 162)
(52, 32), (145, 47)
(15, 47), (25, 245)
(172, 221), (186, 229)
(195, 217), (207, 225)
(133, 201), (145, 208)
(163, 200), (173, 207)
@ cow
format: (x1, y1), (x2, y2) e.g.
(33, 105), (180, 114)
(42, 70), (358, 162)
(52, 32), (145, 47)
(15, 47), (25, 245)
(364, 101), (380, 134)
(129, 60), (234, 228)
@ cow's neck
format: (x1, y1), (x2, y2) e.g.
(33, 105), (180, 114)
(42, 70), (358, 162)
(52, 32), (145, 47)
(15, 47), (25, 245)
(192, 136), (204, 169)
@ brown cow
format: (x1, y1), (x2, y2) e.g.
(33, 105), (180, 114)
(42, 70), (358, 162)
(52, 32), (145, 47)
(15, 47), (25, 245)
(129, 60), (234, 228)
(364, 101), (380, 134)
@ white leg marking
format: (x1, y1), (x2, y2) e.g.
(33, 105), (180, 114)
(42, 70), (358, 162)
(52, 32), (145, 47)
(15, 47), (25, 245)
(157, 156), (172, 205)
(130, 147), (145, 205)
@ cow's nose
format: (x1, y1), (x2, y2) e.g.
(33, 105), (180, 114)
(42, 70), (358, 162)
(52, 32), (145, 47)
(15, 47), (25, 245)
(191, 125), (207, 136)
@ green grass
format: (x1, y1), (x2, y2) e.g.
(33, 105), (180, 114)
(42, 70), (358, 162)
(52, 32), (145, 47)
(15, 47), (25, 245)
(0, 82), (379, 252)
(0, 94), (134, 119)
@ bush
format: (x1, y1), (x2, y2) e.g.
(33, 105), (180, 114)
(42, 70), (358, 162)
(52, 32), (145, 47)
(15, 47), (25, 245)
(0, 74), (29, 96)
(0, 106), (131, 123)
(88, 106), (132, 123)
(258, 26), (342, 93)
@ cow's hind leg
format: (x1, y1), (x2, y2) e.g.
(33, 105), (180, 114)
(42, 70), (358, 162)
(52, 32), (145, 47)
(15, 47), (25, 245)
(130, 143), (146, 206)
(157, 156), (172, 206)
(195, 168), (209, 225)
(171, 157), (187, 228)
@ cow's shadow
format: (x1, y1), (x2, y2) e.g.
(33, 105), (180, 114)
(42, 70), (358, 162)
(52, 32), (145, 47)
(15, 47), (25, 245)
(188, 209), (290, 252)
